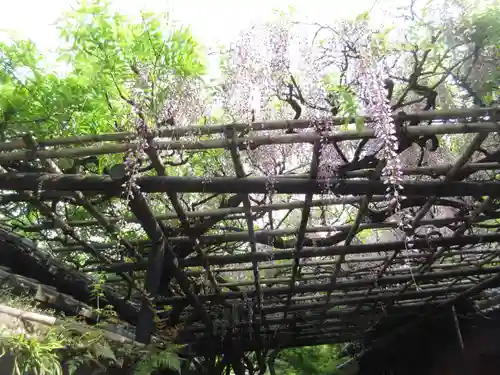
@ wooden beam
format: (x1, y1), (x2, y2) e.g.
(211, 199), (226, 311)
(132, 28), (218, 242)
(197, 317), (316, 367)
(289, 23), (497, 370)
(91, 232), (500, 274)
(154, 265), (500, 304)
(19, 195), (387, 231)
(101, 251), (496, 283)
(0, 107), (495, 152)
(0, 122), (498, 162)
(1, 173), (500, 196)
(55, 214), (499, 261)
(176, 283), (474, 323)
(0, 120), (498, 162)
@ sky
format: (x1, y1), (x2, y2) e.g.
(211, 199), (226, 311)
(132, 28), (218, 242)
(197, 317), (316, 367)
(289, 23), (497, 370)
(0, 0), (405, 52)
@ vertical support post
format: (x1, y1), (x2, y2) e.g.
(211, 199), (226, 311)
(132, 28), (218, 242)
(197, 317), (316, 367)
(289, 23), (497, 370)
(452, 305), (465, 352)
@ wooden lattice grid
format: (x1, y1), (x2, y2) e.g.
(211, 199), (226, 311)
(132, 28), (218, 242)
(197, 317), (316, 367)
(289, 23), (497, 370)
(0, 106), (499, 357)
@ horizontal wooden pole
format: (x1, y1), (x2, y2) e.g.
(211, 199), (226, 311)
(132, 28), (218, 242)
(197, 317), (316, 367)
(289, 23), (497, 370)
(100, 251), (495, 284)
(25, 199), (495, 239)
(3, 160), (497, 209)
(343, 162), (500, 179)
(1, 172), (500, 196)
(185, 262), (487, 289)
(177, 299), (447, 336)
(92, 232), (500, 274)
(0, 303), (138, 345)
(177, 282), (473, 321)
(8, 161), (500, 232)
(0, 122), (497, 162)
(0, 107), (496, 152)
(178, 325), (361, 346)
(63, 214), (478, 257)
(0, 266), (99, 321)
(262, 284), (472, 313)
(173, 285), (466, 327)
(20, 195), (386, 231)
(78, 214), (492, 260)
(182, 310), (384, 333)
(184, 331), (357, 354)
(155, 265), (500, 304)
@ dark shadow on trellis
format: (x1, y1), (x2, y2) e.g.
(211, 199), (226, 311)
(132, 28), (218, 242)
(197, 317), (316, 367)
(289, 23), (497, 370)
(0, 107), (499, 374)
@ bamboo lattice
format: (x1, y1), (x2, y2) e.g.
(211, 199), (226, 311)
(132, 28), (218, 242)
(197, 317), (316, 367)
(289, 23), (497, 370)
(0, 106), (499, 358)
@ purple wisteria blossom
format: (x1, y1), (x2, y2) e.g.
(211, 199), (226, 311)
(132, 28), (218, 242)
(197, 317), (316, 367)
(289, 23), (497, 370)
(356, 49), (403, 201)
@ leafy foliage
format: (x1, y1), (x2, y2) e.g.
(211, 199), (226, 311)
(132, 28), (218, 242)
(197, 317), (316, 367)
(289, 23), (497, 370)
(272, 345), (354, 375)
(134, 346), (182, 375)
(0, 0), (205, 141)
(0, 313), (181, 375)
(0, 331), (64, 375)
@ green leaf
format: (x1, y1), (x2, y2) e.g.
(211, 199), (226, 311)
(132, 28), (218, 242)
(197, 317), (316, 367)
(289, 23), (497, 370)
(161, 351), (181, 373)
(355, 118), (365, 132)
(134, 348), (182, 375)
(93, 342), (117, 362)
(355, 11), (370, 23)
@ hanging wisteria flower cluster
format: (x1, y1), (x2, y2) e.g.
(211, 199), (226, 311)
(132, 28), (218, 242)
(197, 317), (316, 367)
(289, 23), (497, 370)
(356, 49), (403, 206)
(217, 19), (331, 178)
(317, 130), (344, 180)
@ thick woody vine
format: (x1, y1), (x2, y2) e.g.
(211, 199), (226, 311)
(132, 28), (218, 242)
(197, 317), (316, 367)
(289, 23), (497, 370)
(104, 10), (445, 346)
